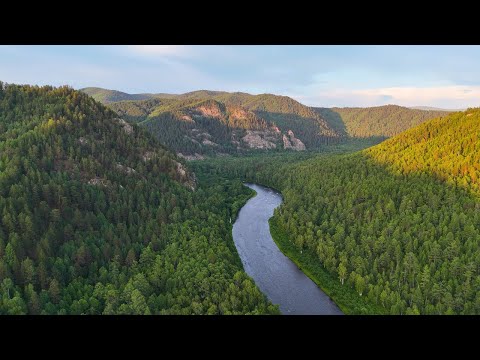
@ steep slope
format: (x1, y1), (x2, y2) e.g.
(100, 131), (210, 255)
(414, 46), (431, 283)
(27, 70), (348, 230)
(216, 93), (339, 148)
(206, 108), (480, 314)
(104, 90), (341, 155)
(0, 83), (278, 314)
(141, 99), (288, 156)
(366, 108), (480, 193)
(315, 105), (447, 138)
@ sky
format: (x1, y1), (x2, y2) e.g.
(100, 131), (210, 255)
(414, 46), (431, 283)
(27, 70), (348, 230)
(1, 45), (480, 108)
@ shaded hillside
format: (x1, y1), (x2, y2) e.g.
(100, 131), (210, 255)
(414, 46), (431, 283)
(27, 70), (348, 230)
(315, 105), (447, 138)
(0, 83), (278, 314)
(141, 99), (286, 157)
(216, 93), (339, 148)
(203, 108), (480, 314)
(101, 89), (342, 156)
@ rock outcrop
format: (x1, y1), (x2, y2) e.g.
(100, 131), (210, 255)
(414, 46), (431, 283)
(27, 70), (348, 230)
(87, 177), (109, 187)
(283, 130), (306, 151)
(174, 161), (196, 191)
(178, 153), (206, 161)
(202, 139), (218, 146)
(115, 118), (134, 135)
(196, 104), (222, 118)
(242, 130), (278, 149)
(142, 151), (156, 162)
(116, 163), (136, 175)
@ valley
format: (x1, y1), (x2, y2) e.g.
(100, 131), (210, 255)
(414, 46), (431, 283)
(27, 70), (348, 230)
(1, 80), (479, 315)
(201, 108), (480, 314)
(232, 183), (341, 315)
(82, 87), (446, 158)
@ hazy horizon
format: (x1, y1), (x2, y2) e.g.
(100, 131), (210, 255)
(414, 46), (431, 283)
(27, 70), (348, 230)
(77, 86), (467, 110)
(1, 45), (480, 108)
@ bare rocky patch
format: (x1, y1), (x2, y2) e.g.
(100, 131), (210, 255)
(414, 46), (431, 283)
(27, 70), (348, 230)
(196, 104), (222, 118)
(116, 163), (136, 175)
(142, 151), (156, 162)
(230, 107), (249, 120)
(181, 114), (194, 122)
(283, 130), (306, 151)
(242, 130), (278, 149)
(78, 137), (88, 145)
(202, 139), (218, 146)
(115, 118), (134, 135)
(88, 177), (109, 187)
(174, 161), (196, 190)
(178, 153), (205, 161)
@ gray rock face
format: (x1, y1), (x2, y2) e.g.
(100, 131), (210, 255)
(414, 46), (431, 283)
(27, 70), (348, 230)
(115, 118), (134, 135)
(177, 153), (205, 161)
(283, 130), (306, 151)
(242, 130), (278, 149)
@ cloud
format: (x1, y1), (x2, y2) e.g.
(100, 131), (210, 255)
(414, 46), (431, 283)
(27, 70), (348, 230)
(291, 85), (480, 108)
(124, 45), (191, 58)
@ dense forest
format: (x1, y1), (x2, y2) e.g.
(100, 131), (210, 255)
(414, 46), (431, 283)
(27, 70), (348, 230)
(84, 88), (342, 155)
(201, 108), (480, 314)
(0, 83), (278, 314)
(5, 82), (477, 315)
(315, 105), (447, 138)
(83, 88), (448, 157)
(80, 87), (177, 103)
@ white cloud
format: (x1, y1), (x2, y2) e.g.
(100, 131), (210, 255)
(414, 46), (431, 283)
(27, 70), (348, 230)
(125, 45), (191, 58)
(291, 85), (480, 108)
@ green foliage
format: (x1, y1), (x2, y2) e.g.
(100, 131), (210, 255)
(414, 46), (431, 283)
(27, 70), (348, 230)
(80, 88), (166, 103)
(269, 217), (385, 314)
(199, 109), (480, 314)
(84, 89), (447, 157)
(315, 105), (447, 138)
(366, 108), (480, 194)
(0, 83), (278, 315)
(105, 90), (342, 155)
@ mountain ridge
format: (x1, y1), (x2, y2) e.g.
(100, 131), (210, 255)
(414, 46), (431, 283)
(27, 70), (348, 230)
(80, 87), (451, 156)
(84, 87), (340, 155)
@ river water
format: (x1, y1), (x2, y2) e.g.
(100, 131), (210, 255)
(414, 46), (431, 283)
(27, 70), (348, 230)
(232, 183), (342, 315)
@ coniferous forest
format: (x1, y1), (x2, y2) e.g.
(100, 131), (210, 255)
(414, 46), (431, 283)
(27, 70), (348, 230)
(0, 83), (278, 314)
(2, 80), (480, 315)
(199, 108), (480, 314)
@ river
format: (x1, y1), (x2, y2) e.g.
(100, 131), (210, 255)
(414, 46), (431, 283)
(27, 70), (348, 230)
(232, 183), (342, 315)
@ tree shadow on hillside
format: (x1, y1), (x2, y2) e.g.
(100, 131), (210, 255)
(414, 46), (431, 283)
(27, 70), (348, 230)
(313, 108), (348, 137)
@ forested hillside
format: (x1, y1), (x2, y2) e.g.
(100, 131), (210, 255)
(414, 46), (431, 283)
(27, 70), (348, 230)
(85, 88), (341, 156)
(0, 83), (278, 314)
(202, 108), (480, 314)
(315, 105), (447, 138)
(80, 87), (156, 103)
(366, 109), (480, 194)
(84, 88), (448, 157)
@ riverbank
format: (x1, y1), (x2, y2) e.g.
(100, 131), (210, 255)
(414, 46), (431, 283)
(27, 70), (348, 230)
(269, 217), (387, 315)
(233, 183), (341, 314)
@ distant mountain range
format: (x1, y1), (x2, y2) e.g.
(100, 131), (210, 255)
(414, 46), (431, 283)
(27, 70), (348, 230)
(80, 87), (225, 103)
(409, 106), (465, 112)
(80, 87), (450, 157)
